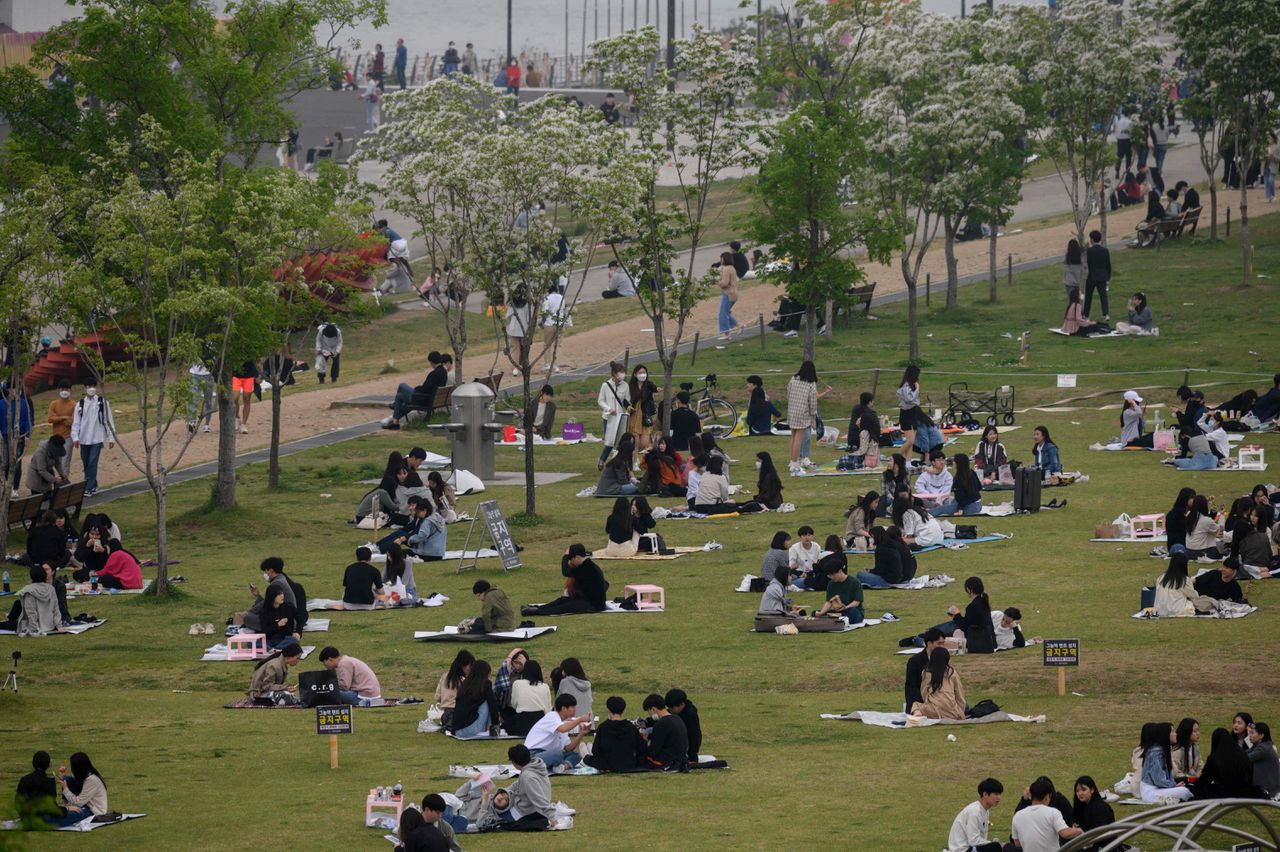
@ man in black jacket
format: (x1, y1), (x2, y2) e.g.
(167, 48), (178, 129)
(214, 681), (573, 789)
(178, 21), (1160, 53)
(641, 693), (689, 771)
(385, 352), (450, 430)
(1083, 230), (1111, 321)
(729, 240), (750, 279)
(586, 696), (646, 772)
(521, 544), (608, 616)
(665, 688), (702, 764)
(903, 628), (945, 711)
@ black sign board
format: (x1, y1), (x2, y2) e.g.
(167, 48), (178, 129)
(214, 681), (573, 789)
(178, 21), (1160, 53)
(1233, 844), (1262, 852)
(1043, 639), (1080, 667)
(316, 704), (354, 735)
(479, 500), (522, 571)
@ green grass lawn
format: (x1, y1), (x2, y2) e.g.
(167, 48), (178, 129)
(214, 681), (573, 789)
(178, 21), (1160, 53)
(2, 215), (1278, 850)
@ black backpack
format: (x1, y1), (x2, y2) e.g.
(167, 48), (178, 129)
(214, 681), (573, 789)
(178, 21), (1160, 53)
(298, 669), (340, 708)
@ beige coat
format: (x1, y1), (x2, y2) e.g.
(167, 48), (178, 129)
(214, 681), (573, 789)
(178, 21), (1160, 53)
(718, 265), (739, 303)
(911, 667), (966, 720)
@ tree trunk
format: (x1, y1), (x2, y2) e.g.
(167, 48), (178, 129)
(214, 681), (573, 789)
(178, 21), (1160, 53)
(824, 300), (834, 339)
(268, 385), (282, 488)
(1240, 180), (1251, 286)
(1208, 183), (1219, 241)
(521, 366), (535, 515)
(802, 304), (817, 362)
(943, 221), (959, 308)
(658, 361), (675, 437)
(987, 227), (998, 304)
(213, 386), (237, 507)
(153, 481), (170, 596)
(1099, 192), (1109, 245)
(907, 278), (919, 360)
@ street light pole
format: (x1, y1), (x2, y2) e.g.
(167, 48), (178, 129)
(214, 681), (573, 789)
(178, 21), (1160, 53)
(507, 0), (513, 64)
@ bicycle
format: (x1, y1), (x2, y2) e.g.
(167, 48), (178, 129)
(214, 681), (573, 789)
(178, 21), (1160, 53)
(679, 373), (738, 436)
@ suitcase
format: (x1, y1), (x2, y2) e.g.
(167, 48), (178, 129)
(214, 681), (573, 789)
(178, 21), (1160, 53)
(1013, 466), (1042, 513)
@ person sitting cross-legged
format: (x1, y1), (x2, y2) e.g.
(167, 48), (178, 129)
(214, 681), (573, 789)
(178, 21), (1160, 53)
(319, 645), (382, 706)
(813, 562), (864, 624)
(585, 695), (646, 772)
(946, 777), (1004, 852)
(523, 693), (592, 771)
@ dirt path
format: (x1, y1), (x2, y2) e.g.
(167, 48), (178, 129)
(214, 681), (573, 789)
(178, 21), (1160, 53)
(67, 191), (1265, 494)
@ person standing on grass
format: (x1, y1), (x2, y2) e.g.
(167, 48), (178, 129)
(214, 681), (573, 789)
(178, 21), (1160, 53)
(716, 251), (739, 338)
(596, 362), (631, 470)
(68, 382), (114, 497)
(1, 382), (34, 496)
(786, 360), (827, 474)
(897, 365), (924, 468)
(1084, 229), (1111, 321)
(946, 777), (1004, 852)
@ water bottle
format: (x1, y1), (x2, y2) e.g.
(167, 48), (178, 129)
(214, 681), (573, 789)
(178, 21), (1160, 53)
(2, 571), (8, 593)
(90, 571), (98, 592)
(393, 781), (403, 800)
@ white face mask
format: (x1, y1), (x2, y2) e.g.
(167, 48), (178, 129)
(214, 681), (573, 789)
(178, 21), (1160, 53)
(755, 461), (762, 470)
(262, 572), (270, 583)
(85, 388), (98, 397)
(636, 372), (647, 382)
(58, 390), (70, 399)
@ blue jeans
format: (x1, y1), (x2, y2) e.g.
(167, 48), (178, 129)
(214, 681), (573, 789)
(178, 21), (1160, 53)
(617, 482), (639, 495)
(841, 607), (865, 624)
(392, 383), (425, 421)
(799, 427), (812, 459)
(442, 807), (469, 832)
(265, 633), (296, 650)
(80, 442), (103, 493)
(937, 499), (983, 516)
(718, 293), (737, 333)
(913, 619), (960, 646)
(454, 703), (491, 738)
(531, 747), (581, 769)
(1169, 544), (1187, 555)
(1154, 144), (1169, 173)
(337, 689), (361, 705)
(365, 100), (377, 130)
(1173, 453), (1217, 470)
(856, 571), (892, 589)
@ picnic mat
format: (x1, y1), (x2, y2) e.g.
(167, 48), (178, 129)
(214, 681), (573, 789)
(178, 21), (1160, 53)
(448, 759), (725, 779)
(751, 615), (891, 634)
(1131, 605), (1257, 620)
(736, 574), (953, 592)
(223, 697), (422, 709)
(1091, 536), (1167, 543)
(594, 546), (705, 561)
(846, 534), (1010, 556)
(200, 643), (315, 662)
(526, 601), (665, 616)
(1, 813), (147, 832)
(65, 579), (153, 598)
(443, 731), (525, 741)
(306, 593), (449, 611)
(414, 626), (558, 642)
(894, 643), (1036, 655)
(0, 619), (105, 636)
(302, 618), (330, 632)
(1048, 326), (1151, 339)
(369, 549), (499, 562)
(821, 710), (1046, 728)
(1162, 462), (1269, 472)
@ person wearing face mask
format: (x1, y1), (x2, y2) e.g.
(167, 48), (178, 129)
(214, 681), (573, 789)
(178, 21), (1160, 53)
(69, 382), (116, 498)
(232, 557), (300, 631)
(596, 361), (631, 470)
(46, 379), (76, 447)
(626, 365), (657, 453)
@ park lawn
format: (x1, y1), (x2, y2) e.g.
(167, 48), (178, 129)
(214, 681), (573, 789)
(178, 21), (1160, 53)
(1, 215), (1278, 851)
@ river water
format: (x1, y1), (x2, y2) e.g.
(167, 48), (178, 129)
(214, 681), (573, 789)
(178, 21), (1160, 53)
(338, 0), (1043, 60)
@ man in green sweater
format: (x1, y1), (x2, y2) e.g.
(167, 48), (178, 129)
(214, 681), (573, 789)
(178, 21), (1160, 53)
(473, 579), (517, 632)
(814, 563), (864, 624)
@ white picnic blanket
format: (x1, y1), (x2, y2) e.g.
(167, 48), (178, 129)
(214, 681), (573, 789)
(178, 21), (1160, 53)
(1091, 536), (1167, 543)
(302, 618), (330, 632)
(978, 503), (1018, 517)
(752, 616), (891, 634)
(415, 626), (558, 641)
(369, 549), (500, 562)
(0, 619), (105, 636)
(1131, 604), (1256, 620)
(820, 710), (1045, 728)
(306, 593), (449, 611)
(200, 644), (315, 662)
(0, 813), (147, 832)
(735, 575), (952, 593)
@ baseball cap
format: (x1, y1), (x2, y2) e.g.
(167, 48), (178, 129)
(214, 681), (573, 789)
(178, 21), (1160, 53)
(567, 544), (590, 558)
(1123, 390), (1143, 403)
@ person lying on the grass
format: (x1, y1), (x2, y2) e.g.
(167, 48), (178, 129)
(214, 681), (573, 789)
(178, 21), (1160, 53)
(246, 642), (303, 704)
(881, 453), (911, 516)
(1212, 388), (1259, 420)
(991, 608), (1041, 650)
(946, 776), (1004, 852)
(520, 545), (608, 617)
(1194, 559), (1247, 603)
(788, 526), (823, 589)
(910, 647), (966, 720)
(845, 490), (880, 550)
(973, 425), (1010, 487)
(1031, 426), (1063, 484)
(449, 659), (499, 738)
(340, 546), (387, 610)
(914, 450), (953, 512)
(0, 564), (69, 634)
(899, 576), (997, 653)
(261, 587), (300, 650)
(524, 693), (591, 771)
(585, 695), (646, 772)
(856, 526), (918, 589)
(1154, 553), (1220, 617)
(471, 580), (516, 633)
(319, 645), (382, 705)
(813, 562), (864, 624)
(1167, 430), (1223, 471)
(405, 497), (447, 561)
(760, 530), (792, 584)
(893, 497), (945, 550)
(809, 534), (849, 594)
(640, 693), (689, 771)
(1062, 287), (1106, 336)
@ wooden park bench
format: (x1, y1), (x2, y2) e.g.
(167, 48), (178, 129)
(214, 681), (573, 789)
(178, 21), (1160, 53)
(1137, 206), (1201, 250)
(5, 494), (44, 531)
(835, 283), (878, 327)
(48, 481), (87, 518)
(390, 372), (504, 423)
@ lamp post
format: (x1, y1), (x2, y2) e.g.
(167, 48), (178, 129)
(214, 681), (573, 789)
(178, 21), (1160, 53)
(506, 0), (513, 64)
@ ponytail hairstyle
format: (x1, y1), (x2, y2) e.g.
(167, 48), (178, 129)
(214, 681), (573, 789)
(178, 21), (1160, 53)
(964, 576), (989, 608)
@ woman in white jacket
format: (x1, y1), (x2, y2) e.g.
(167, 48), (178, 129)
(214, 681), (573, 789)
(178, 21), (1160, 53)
(1154, 553), (1218, 617)
(315, 321), (343, 383)
(596, 361), (631, 470)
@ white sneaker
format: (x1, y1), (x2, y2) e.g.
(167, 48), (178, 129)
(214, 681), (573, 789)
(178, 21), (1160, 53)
(736, 574), (753, 592)
(202, 424), (211, 433)
(800, 457), (813, 468)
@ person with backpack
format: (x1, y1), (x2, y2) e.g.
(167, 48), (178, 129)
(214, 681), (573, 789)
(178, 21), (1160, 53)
(69, 382), (115, 497)
(315, 320), (343, 384)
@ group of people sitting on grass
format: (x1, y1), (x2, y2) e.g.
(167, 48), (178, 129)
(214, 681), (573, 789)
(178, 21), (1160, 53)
(754, 533), (865, 632)
(1129, 714), (1279, 803)
(357, 449), (458, 529)
(244, 642), (383, 707)
(14, 509), (140, 589)
(1164, 484), (1279, 574)
(14, 751), (112, 829)
(946, 775), (1114, 852)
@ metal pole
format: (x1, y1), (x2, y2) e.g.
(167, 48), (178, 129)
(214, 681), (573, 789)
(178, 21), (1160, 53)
(565, 0), (570, 70)
(1007, 254), (1012, 288)
(607, 0), (611, 37)
(507, 0), (513, 65)
(1226, 206), (1231, 237)
(870, 367), (881, 399)
(690, 331), (700, 366)
(925, 272), (931, 306)
(595, 0), (599, 43)
(757, 0), (763, 48)
(624, 348), (631, 372)
(961, 0), (966, 18)
(582, 0), (587, 59)
(759, 314), (765, 350)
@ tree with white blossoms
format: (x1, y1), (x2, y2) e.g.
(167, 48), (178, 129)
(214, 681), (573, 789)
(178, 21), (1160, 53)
(365, 76), (642, 516)
(862, 6), (1024, 357)
(588, 26), (757, 430)
(1010, 0), (1165, 253)
(1167, 0), (1280, 285)
(746, 0), (903, 361)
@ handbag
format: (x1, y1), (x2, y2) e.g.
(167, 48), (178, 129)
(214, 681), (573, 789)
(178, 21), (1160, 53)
(638, 533), (672, 555)
(563, 419), (584, 440)
(967, 698), (1000, 718)
(298, 669), (340, 708)
(954, 525), (978, 540)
